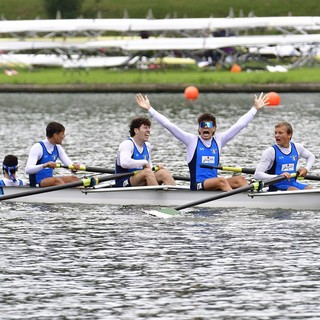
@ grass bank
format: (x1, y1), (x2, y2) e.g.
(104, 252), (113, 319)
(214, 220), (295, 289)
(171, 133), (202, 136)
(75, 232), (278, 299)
(0, 67), (319, 85)
(0, 0), (318, 20)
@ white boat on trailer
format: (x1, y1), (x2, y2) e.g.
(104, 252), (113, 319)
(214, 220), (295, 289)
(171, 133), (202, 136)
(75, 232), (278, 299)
(0, 185), (319, 211)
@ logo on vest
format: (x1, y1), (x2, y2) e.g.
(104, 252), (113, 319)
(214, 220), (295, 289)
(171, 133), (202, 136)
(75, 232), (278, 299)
(281, 163), (294, 171)
(202, 156), (215, 163)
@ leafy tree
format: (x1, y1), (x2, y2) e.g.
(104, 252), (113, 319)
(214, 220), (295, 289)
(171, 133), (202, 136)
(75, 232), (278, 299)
(43, 0), (84, 19)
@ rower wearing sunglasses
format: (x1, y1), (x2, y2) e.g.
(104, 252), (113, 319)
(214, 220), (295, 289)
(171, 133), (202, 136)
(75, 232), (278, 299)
(135, 92), (270, 191)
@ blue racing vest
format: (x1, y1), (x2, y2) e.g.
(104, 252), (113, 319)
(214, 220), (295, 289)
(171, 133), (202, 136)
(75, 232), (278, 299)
(188, 137), (219, 190)
(29, 141), (59, 187)
(0, 179), (23, 187)
(267, 142), (298, 190)
(115, 139), (149, 187)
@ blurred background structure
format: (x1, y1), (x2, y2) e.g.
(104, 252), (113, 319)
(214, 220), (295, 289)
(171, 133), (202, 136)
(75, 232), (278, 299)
(0, 0), (319, 72)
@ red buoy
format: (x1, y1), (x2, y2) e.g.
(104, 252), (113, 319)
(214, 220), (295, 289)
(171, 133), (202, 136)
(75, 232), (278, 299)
(184, 86), (199, 100)
(268, 92), (281, 106)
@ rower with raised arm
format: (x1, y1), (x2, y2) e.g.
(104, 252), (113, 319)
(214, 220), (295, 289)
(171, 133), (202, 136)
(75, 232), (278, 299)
(254, 121), (315, 191)
(135, 92), (269, 191)
(115, 116), (175, 187)
(25, 121), (80, 187)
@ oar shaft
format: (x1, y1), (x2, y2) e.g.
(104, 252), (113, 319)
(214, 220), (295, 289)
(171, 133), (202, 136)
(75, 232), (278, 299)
(0, 171), (134, 201)
(173, 173), (295, 211)
(174, 184), (255, 210)
(172, 175), (189, 181)
(303, 174), (320, 181)
(201, 164), (320, 181)
(57, 163), (190, 181)
(57, 164), (114, 174)
(200, 164), (255, 174)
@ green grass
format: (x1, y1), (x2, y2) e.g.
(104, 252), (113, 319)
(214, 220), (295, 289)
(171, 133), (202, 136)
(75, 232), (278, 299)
(0, 0), (318, 19)
(1, 67), (319, 85)
(0, 1), (318, 86)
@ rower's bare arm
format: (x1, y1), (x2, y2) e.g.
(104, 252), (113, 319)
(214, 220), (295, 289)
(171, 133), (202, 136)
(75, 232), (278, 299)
(135, 93), (151, 111)
(254, 92), (270, 110)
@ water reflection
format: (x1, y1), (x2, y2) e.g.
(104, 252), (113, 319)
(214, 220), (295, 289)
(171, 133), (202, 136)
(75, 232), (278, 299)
(0, 93), (319, 319)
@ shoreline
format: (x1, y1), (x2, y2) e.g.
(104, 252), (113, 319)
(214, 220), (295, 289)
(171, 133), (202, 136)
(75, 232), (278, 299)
(0, 83), (320, 93)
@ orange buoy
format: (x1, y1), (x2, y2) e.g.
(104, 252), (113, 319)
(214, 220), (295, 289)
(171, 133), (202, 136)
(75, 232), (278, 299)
(230, 63), (241, 73)
(267, 91), (281, 106)
(184, 86), (199, 100)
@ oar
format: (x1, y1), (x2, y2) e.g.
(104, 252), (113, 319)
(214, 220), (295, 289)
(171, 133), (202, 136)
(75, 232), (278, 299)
(159, 173), (297, 215)
(200, 164), (320, 181)
(0, 171), (135, 201)
(56, 163), (114, 174)
(200, 164), (255, 174)
(57, 163), (190, 182)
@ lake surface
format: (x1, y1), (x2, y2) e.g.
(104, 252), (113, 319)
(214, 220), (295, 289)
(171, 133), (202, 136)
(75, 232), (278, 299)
(0, 92), (319, 319)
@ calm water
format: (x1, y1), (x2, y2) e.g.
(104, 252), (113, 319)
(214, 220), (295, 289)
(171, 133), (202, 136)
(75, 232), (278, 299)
(0, 92), (319, 319)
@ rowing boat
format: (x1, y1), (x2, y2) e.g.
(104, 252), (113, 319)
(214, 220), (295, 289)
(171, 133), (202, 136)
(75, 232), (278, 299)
(1, 185), (319, 210)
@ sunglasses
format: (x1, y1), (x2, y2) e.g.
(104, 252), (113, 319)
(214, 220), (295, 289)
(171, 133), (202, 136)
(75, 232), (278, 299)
(199, 121), (214, 128)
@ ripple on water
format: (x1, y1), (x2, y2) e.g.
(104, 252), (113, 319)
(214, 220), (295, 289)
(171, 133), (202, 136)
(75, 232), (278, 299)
(0, 93), (320, 319)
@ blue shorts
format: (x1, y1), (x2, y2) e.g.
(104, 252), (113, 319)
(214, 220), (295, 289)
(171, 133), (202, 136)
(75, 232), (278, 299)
(269, 180), (308, 191)
(190, 181), (206, 191)
(115, 178), (132, 188)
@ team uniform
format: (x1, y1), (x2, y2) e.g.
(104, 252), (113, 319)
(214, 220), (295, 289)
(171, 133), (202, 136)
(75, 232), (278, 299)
(0, 178), (24, 187)
(0, 160), (26, 195)
(25, 138), (74, 187)
(254, 142), (315, 191)
(0, 178), (25, 195)
(148, 106), (258, 190)
(115, 137), (152, 187)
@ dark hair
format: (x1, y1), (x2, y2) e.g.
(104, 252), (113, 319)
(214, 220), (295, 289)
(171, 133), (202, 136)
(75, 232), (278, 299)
(3, 154), (18, 174)
(129, 117), (151, 137)
(3, 154), (18, 167)
(197, 113), (216, 126)
(46, 122), (65, 138)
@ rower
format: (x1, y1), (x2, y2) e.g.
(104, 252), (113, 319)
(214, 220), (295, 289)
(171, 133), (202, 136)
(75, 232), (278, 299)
(0, 154), (27, 187)
(254, 121), (315, 191)
(115, 116), (175, 187)
(25, 122), (81, 187)
(135, 92), (269, 191)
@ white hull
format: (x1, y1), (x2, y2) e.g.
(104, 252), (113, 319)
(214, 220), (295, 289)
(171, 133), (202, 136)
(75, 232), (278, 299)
(1, 185), (319, 210)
